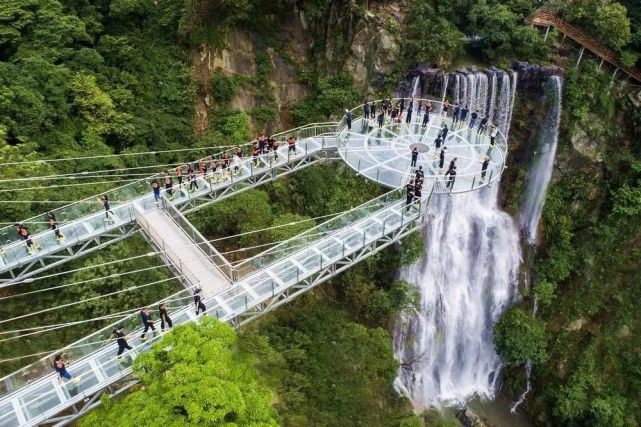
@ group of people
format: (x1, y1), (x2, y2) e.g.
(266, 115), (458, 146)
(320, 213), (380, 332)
(360, 97), (435, 132)
(53, 288), (209, 383)
(12, 212), (63, 255)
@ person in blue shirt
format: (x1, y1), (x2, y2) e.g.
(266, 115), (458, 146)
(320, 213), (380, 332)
(53, 354), (72, 382)
(151, 180), (161, 205)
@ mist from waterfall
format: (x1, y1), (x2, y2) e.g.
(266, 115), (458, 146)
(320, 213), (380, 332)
(394, 69), (522, 407)
(518, 76), (563, 244)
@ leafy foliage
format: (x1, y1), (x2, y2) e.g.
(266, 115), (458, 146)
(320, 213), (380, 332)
(79, 318), (279, 426)
(494, 306), (548, 366)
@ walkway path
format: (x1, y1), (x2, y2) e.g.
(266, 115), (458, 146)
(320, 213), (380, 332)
(531, 9), (641, 83)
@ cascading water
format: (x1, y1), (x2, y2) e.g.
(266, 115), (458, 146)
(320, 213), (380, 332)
(487, 72), (498, 121)
(394, 185), (521, 407)
(394, 72), (522, 407)
(518, 76), (563, 243)
(440, 74), (449, 113)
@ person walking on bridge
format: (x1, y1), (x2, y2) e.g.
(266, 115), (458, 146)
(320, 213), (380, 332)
(187, 166), (199, 192)
(410, 147), (419, 168)
(194, 288), (207, 315)
(159, 303), (173, 331)
(53, 354), (74, 383)
(99, 195), (115, 222)
(442, 99), (450, 117)
(175, 166), (183, 188)
(287, 136), (297, 156)
(452, 104), (461, 126)
(460, 105), (469, 127)
(405, 180), (415, 212)
(439, 147), (447, 170)
(151, 180), (161, 205)
(164, 176), (174, 200)
(111, 324), (133, 361)
(140, 307), (156, 341)
(469, 110), (479, 129)
(415, 165), (424, 181)
(48, 212), (64, 242)
(440, 123), (449, 141)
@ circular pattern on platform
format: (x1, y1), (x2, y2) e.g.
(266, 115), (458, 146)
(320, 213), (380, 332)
(338, 111), (505, 193)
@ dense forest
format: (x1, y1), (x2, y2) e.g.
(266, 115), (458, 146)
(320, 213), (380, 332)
(1, 0), (641, 426)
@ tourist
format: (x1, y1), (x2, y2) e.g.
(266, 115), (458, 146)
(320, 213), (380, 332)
(140, 307), (156, 341)
(439, 147), (447, 170)
(370, 101), (376, 117)
(258, 134), (266, 154)
(478, 116), (489, 134)
(194, 288), (206, 315)
(377, 110), (384, 129)
(151, 179), (161, 205)
(399, 98), (405, 114)
(433, 135), (443, 158)
(460, 105), (469, 127)
(175, 165), (183, 188)
(470, 110), (479, 129)
(447, 157), (458, 173)
(252, 143), (260, 166)
(441, 123), (449, 141)
(442, 99), (450, 116)
(17, 225), (36, 255)
(414, 178), (423, 199)
(53, 354), (72, 383)
(98, 195), (115, 221)
(421, 108), (430, 128)
(415, 165), (424, 181)
(187, 166), (199, 191)
(480, 155), (490, 182)
(405, 105), (413, 124)
(236, 145), (243, 158)
(367, 116), (375, 132)
(405, 180), (415, 212)
(452, 104), (461, 125)
(410, 147), (419, 168)
(446, 167), (457, 189)
(363, 101), (370, 119)
(287, 136), (296, 155)
(222, 152), (230, 170)
(232, 152), (241, 173)
(159, 303), (173, 331)
(345, 109), (352, 130)
(490, 125), (499, 146)
(111, 324), (133, 360)
(164, 176), (174, 200)
(48, 212), (64, 242)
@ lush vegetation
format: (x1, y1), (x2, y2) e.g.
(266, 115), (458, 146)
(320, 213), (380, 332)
(79, 318), (279, 426)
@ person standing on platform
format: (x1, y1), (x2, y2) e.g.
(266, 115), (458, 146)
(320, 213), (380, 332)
(164, 176), (174, 200)
(447, 157), (458, 174)
(470, 110), (479, 129)
(405, 105), (413, 124)
(439, 147), (447, 170)
(140, 307), (156, 341)
(478, 116), (489, 134)
(399, 98), (405, 114)
(370, 101), (376, 117)
(48, 212), (64, 242)
(490, 125), (499, 146)
(452, 104), (461, 126)
(441, 123), (449, 141)
(367, 116), (375, 132)
(415, 165), (424, 181)
(194, 289), (207, 315)
(187, 166), (199, 192)
(18, 225), (36, 254)
(442, 99), (450, 117)
(111, 324), (133, 360)
(159, 303), (173, 331)
(151, 180), (161, 205)
(460, 105), (469, 127)
(345, 109), (352, 131)
(405, 180), (415, 212)
(446, 167), (457, 189)
(287, 136), (296, 155)
(363, 101), (370, 119)
(175, 166), (183, 188)
(421, 108), (430, 128)
(410, 147), (419, 168)
(99, 195), (115, 222)
(414, 178), (423, 200)
(480, 155), (490, 182)
(377, 110), (384, 129)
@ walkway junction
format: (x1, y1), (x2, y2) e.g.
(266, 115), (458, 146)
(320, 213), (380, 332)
(0, 98), (507, 426)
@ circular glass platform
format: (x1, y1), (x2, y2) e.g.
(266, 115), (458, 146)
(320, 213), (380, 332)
(337, 98), (507, 193)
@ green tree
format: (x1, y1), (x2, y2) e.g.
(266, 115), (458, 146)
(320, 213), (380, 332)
(494, 306), (548, 366)
(79, 318), (279, 426)
(403, 0), (464, 68)
(594, 2), (631, 50)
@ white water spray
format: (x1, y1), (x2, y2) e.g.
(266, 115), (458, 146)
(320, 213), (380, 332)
(518, 76), (563, 244)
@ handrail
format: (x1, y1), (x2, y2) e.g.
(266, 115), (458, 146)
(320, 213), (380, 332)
(531, 9), (641, 83)
(0, 122), (339, 245)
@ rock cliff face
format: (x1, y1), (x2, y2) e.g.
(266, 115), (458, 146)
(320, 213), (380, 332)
(193, 2), (405, 133)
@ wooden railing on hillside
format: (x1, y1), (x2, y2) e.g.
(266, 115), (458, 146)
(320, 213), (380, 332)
(531, 9), (641, 83)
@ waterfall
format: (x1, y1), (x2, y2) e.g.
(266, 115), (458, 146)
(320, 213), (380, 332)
(487, 72), (498, 121)
(394, 69), (523, 407)
(394, 186), (521, 407)
(475, 73), (489, 116)
(440, 74), (449, 114)
(411, 76), (421, 109)
(466, 73), (475, 109)
(518, 76), (563, 244)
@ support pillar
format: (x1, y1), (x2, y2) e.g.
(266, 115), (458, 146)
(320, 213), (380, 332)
(576, 47), (585, 68)
(598, 58), (604, 71)
(544, 26), (551, 41)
